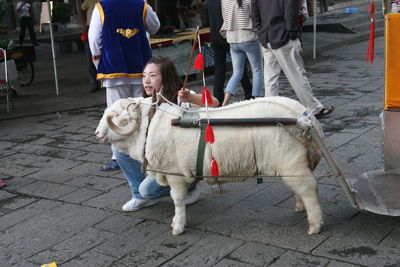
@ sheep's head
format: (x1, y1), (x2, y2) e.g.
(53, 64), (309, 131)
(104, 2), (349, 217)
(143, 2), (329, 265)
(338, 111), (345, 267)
(95, 97), (142, 144)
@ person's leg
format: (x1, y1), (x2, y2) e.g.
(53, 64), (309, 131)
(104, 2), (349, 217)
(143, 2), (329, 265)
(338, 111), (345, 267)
(273, 39), (323, 113)
(262, 44), (281, 97)
(211, 39), (227, 105)
(242, 40), (264, 97)
(19, 18), (27, 45)
(84, 41), (100, 92)
(139, 176), (171, 199)
(114, 148), (145, 199)
(223, 43), (246, 105)
(139, 176), (200, 204)
(114, 148), (159, 211)
(241, 59), (253, 100)
(26, 17), (37, 45)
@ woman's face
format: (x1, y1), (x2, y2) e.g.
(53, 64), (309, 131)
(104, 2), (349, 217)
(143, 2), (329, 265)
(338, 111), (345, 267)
(142, 63), (162, 96)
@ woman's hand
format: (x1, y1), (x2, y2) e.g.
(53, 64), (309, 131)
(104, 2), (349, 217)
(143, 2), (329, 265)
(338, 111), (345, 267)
(178, 87), (220, 107)
(178, 88), (192, 102)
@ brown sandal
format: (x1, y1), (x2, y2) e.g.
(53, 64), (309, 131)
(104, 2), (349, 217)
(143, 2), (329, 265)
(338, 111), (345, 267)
(315, 106), (334, 118)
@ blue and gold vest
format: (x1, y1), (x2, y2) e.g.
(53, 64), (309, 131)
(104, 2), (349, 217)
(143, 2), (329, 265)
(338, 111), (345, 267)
(96, 0), (151, 79)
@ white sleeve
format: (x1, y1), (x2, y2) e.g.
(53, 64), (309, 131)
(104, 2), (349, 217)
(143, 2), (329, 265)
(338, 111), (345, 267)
(177, 90), (196, 108)
(145, 5), (160, 35)
(88, 6), (102, 68)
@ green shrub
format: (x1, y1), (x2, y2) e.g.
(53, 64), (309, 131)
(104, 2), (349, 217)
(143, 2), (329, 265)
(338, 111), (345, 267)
(52, 2), (72, 24)
(0, 0), (11, 28)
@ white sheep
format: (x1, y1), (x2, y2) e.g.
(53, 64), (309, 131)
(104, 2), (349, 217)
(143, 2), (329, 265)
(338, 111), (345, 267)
(96, 96), (324, 235)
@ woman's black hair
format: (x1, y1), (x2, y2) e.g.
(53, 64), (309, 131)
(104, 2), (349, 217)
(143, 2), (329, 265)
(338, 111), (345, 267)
(142, 56), (183, 102)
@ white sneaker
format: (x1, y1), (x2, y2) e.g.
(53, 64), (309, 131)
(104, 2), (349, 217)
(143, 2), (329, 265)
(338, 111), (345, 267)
(122, 198), (158, 211)
(185, 185), (201, 205)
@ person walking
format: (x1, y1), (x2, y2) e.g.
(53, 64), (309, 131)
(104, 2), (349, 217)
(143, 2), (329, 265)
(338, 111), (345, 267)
(79, 0), (101, 92)
(220, 0), (264, 106)
(251, 0), (334, 118)
(16, 0), (37, 46)
(89, 0), (160, 171)
(204, 0), (253, 105)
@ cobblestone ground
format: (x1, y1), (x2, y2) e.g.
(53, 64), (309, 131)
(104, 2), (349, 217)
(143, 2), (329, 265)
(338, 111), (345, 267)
(1, 37), (400, 266)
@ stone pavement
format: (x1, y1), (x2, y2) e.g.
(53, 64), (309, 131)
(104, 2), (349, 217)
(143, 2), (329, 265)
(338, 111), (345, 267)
(1, 2), (400, 266)
(1, 34), (400, 266)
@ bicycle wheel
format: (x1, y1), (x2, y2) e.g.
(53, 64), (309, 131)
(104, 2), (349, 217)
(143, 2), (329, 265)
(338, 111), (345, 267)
(17, 61), (35, 86)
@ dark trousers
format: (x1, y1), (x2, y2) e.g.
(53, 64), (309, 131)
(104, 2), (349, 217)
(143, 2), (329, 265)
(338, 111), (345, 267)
(84, 41), (100, 90)
(19, 17), (37, 45)
(211, 38), (252, 105)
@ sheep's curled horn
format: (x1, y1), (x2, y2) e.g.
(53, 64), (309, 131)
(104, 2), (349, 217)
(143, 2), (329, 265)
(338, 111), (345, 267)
(106, 102), (141, 136)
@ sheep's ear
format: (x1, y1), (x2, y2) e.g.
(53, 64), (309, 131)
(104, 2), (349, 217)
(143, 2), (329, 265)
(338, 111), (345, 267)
(127, 102), (141, 120)
(120, 99), (131, 109)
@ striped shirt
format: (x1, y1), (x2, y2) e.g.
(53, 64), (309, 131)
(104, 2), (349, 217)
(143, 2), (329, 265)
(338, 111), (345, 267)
(220, 0), (253, 38)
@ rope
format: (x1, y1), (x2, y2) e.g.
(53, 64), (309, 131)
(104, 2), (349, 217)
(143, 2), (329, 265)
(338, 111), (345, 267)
(143, 167), (337, 180)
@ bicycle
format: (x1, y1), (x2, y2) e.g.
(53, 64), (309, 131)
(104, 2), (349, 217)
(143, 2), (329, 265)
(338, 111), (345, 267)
(0, 48), (17, 112)
(8, 45), (35, 87)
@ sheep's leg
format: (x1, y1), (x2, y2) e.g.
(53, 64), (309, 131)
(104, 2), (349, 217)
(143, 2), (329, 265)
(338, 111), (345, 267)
(283, 169), (323, 235)
(294, 194), (305, 212)
(166, 175), (189, 235)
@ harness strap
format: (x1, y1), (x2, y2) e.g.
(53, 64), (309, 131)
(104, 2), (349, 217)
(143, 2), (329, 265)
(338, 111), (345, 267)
(196, 123), (206, 179)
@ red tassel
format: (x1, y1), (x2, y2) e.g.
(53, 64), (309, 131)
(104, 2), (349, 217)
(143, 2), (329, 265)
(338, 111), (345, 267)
(201, 86), (213, 105)
(366, 0), (375, 63)
(205, 122), (215, 143)
(211, 157), (219, 176)
(80, 30), (88, 42)
(193, 53), (204, 70)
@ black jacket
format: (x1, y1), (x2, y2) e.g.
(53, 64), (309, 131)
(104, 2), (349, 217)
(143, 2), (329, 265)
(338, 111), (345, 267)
(251, 0), (299, 49)
(203, 0), (225, 42)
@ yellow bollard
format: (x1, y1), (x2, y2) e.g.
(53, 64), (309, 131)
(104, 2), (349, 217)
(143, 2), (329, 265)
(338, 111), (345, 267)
(384, 13), (400, 171)
(40, 262), (57, 267)
(385, 13), (400, 110)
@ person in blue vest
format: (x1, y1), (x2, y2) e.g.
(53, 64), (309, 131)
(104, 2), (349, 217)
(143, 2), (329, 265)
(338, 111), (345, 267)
(89, 0), (160, 171)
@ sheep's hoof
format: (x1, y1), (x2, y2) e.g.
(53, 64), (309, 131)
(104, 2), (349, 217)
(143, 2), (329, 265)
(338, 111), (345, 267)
(172, 225), (185, 235)
(308, 226), (321, 235)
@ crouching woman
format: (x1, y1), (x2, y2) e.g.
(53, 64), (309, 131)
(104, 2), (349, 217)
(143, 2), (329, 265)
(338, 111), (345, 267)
(115, 56), (219, 211)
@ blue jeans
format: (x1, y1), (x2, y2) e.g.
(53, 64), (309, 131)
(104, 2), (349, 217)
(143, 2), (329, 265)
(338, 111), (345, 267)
(114, 149), (195, 199)
(225, 40), (264, 97)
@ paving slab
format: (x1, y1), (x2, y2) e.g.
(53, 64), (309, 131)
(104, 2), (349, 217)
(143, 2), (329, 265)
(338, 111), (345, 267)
(162, 234), (244, 266)
(27, 228), (116, 265)
(270, 250), (330, 267)
(113, 229), (207, 266)
(232, 221), (329, 253)
(93, 214), (144, 234)
(59, 250), (117, 267)
(312, 238), (400, 266)
(228, 242), (285, 266)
